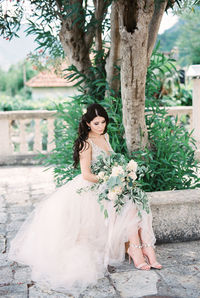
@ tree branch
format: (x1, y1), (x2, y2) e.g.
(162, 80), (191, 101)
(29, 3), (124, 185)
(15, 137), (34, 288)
(94, 0), (105, 51)
(84, 14), (96, 50)
(59, 0), (92, 74)
(147, 0), (168, 63)
(54, 0), (64, 19)
(85, 0), (111, 50)
(105, 1), (121, 95)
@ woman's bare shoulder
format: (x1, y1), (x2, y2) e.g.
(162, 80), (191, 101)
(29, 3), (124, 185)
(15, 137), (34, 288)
(79, 139), (91, 155)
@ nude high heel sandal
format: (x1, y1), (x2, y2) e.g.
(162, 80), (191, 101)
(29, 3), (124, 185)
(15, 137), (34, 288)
(142, 243), (162, 270)
(127, 243), (151, 271)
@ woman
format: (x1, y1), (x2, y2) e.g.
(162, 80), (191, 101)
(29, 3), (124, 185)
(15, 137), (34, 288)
(8, 103), (161, 295)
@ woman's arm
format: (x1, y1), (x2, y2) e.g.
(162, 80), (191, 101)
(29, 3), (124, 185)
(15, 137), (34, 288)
(79, 142), (99, 183)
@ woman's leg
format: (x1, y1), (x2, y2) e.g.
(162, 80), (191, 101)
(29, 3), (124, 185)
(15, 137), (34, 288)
(138, 227), (162, 269)
(128, 230), (150, 270)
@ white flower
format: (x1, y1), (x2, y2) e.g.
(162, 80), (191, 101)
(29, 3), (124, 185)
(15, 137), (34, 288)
(128, 171), (137, 181)
(103, 175), (109, 182)
(98, 171), (105, 179)
(120, 176), (125, 182)
(113, 186), (123, 195)
(111, 165), (124, 177)
(107, 190), (117, 201)
(127, 160), (138, 172)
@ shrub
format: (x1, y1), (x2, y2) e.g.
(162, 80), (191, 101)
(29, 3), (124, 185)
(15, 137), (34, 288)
(0, 61), (38, 96)
(161, 86), (192, 107)
(40, 96), (200, 191)
(146, 43), (192, 107)
(39, 98), (83, 185)
(40, 47), (200, 191)
(39, 94), (127, 186)
(0, 94), (67, 111)
(132, 102), (200, 191)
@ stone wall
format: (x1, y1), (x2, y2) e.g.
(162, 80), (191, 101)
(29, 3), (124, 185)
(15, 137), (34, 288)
(149, 189), (200, 243)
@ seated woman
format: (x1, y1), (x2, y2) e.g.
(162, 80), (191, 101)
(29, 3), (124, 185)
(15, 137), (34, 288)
(8, 103), (162, 295)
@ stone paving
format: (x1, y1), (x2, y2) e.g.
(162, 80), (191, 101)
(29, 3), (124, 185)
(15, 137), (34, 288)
(0, 166), (200, 298)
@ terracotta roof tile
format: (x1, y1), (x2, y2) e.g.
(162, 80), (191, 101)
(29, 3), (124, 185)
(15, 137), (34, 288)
(26, 66), (76, 88)
(26, 48), (109, 88)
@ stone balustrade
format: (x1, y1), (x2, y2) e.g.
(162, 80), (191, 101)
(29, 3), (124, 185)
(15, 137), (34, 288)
(0, 106), (195, 165)
(165, 106), (193, 131)
(0, 110), (56, 165)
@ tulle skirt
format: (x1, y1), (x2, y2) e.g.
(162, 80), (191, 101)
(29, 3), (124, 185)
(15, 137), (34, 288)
(8, 174), (156, 295)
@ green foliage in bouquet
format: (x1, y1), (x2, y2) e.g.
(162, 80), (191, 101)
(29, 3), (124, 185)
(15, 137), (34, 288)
(77, 153), (150, 218)
(132, 102), (200, 192)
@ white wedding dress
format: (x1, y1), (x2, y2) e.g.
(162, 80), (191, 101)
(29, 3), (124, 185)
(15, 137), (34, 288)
(8, 134), (156, 295)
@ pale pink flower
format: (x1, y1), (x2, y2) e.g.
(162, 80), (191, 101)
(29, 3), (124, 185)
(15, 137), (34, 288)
(127, 160), (138, 172)
(128, 171), (137, 181)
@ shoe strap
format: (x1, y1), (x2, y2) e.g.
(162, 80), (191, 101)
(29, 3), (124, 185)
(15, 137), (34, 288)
(137, 262), (150, 269)
(150, 262), (162, 268)
(130, 243), (143, 249)
(142, 243), (155, 248)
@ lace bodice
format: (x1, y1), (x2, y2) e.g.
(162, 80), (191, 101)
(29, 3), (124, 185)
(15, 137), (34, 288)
(88, 133), (114, 164)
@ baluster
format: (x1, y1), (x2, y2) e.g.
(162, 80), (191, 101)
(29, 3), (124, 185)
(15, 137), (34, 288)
(176, 112), (180, 126)
(47, 118), (55, 151)
(8, 120), (13, 153)
(10, 119), (16, 154)
(189, 112), (193, 132)
(34, 119), (42, 152)
(19, 119), (28, 153)
(0, 118), (12, 155)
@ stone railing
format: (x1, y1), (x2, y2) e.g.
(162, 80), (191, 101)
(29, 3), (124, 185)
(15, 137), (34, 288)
(149, 188), (200, 242)
(0, 106), (195, 165)
(165, 106), (193, 131)
(0, 110), (56, 165)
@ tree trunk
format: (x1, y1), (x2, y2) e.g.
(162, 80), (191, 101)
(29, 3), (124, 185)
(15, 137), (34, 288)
(58, 0), (168, 152)
(118, 0), (154, 152)
(59, 0), (111, 81)
(59, 19), (93, 78)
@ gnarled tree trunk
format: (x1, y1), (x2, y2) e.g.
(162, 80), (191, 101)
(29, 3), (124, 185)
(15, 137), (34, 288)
(118, 0), (154, 151)
(59, 0), (111, 80)
(116, 0), (168, 152)
(58, 0), (168, 151)
(59, 18), (93, 77)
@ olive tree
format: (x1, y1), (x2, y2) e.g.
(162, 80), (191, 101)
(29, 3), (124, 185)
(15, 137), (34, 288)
(0, 0), (199, 151)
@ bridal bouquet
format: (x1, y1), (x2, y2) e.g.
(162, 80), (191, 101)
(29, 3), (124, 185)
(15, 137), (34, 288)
(78, 153), (150, 218)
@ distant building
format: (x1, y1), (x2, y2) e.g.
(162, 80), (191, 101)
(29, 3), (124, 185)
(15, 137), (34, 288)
(26, 67), (79, 100)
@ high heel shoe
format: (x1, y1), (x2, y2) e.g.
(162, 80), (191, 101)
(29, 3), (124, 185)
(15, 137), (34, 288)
(127, 243), (151, 271)
(142, 243), (162, 270)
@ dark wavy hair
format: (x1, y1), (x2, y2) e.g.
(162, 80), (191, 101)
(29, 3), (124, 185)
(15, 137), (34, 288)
(73, 103), (109, 168)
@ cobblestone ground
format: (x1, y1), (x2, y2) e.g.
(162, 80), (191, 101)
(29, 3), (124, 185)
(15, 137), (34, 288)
(0, 166), (200, 298)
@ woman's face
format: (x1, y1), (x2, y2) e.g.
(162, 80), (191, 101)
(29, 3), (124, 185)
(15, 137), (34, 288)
(87, 116), (106, 135)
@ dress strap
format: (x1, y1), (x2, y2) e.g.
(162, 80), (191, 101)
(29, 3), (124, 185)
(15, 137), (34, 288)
(104, 133), (109, 142)
(87, 138), (95, 150)
(87, 137), (93, 145)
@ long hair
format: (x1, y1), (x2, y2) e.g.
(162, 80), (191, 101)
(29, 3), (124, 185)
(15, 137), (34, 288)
(73, 103), (109, 168)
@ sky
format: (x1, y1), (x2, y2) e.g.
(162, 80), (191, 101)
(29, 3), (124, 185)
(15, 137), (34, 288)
(0, 10), (179, 70)
(159, 10), (179, 34)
